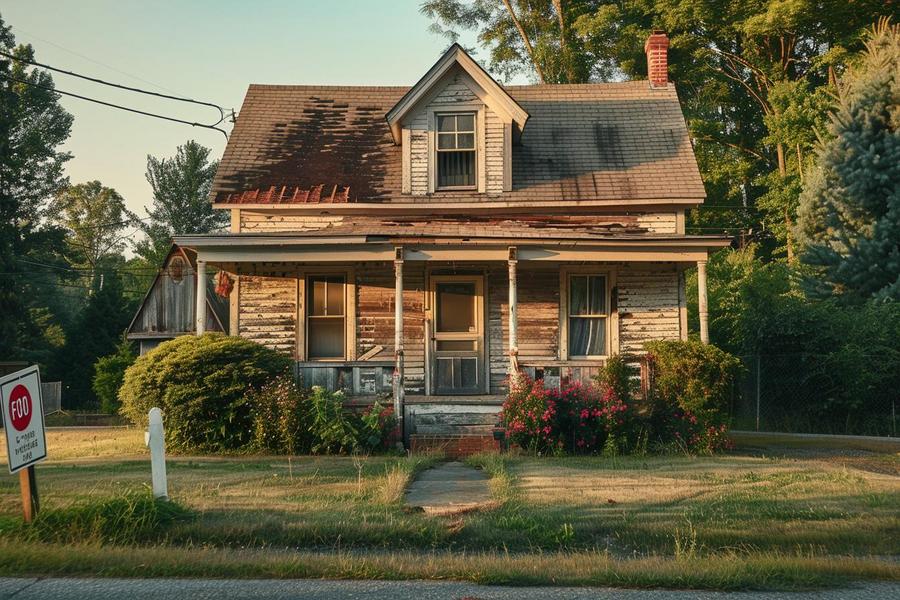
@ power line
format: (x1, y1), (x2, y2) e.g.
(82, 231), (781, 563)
(0, 49), (227, 124)
(0, 73), (229, 139)
(12, 26), (186, 96)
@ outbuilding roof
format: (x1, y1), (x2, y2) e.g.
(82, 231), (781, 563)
(211, 80), (705, 205)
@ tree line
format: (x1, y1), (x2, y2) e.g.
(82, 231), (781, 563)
(0, 13), (225, 409)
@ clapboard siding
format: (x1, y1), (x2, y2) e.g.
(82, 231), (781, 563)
(238, 274), (297, 353)
(636, 212), (678, 233)
(235, 261), (683, 394)
(617, 263), (681, 353)
(240, 211), (342, 232)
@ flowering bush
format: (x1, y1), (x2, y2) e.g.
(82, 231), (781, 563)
(501, 373), (633, 455)
(359, 401), (399, 451)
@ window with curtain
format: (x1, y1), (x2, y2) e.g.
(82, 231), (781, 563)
(307, 275), (345, 359)
(436, 113), (476, 188)
(568, 274), (607, 357)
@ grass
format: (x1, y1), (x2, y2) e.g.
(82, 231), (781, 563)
(0, 428), (898, 589)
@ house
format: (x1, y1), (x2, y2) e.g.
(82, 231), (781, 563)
(165, 32), (729, 451)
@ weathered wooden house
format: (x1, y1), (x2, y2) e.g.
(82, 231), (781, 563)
(169, 33), (729, 451)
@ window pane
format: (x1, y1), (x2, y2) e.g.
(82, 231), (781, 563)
(437, 115), (456, 132)
(459, 357), (478, 388)
(308, 319), (344, 358)
(569, 276), (588, 315)
(457, 133), (475, 149)
(437, 132), (456, 149)
(437, 340), (476, 351)
(437, 282), (476, 332)
(437, 151), (475, 187)
(456, 114), (475, 131)
(326, 278), (344, 315)
(310, 278), (327, 315)
(588, 275), (606, 314)
(569, 317), (606, 356)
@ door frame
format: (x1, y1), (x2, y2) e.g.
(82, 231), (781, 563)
(426, 273), (486, 395)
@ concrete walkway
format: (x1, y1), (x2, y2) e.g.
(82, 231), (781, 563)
(404, 461), (493, 515)
(2, 578), (897, 599)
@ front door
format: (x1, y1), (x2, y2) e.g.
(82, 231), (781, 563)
(430, 275), (485, 395)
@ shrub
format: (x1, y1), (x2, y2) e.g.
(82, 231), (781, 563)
(119, 334), (292, 452)
(502, 374), (632, 455)
(92, 337), (136, 414)
(643, 339), (741, 453)
(250, 374), (311, 455)
(249, 380), (398, 455)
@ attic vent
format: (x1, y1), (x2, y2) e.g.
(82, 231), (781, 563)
(169, 256), (186, 283)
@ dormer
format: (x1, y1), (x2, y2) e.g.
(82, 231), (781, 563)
(385, 44), (529, 196)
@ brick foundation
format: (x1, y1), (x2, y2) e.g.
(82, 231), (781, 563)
(410, 434), (500, 458)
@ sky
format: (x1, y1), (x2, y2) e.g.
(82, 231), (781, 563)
(1, 0), (511, 221)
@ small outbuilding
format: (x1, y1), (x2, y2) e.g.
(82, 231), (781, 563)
(126, 245), (229, 355)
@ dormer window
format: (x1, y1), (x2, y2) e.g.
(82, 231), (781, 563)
(436, 113), (476, 189)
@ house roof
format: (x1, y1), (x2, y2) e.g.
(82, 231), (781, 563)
(210, 81), (706, 205)
(385, 43), (529, 144)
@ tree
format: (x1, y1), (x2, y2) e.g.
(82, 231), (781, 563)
(92, 336), (136, 414)
(797, 19), (900, 302)
(0, 13), (73, 359)
(135, 140), (224, 267)
(50, 181), (136, 279)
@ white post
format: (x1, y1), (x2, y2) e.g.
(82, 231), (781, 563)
(508, 247), (518, 374)
(393, 248), (404, 432)
(697, 258), (709, 344)
(195, 259), (207, 335)
(145, 407), (168, 500)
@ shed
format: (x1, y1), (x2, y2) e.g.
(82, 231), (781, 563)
(127, 245), (229, 354)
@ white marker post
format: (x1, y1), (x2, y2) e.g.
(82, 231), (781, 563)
(1, 365), (48, 523)
(145, 407), (168, 500)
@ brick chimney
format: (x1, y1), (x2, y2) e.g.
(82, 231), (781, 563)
(645, 30), (669, 89)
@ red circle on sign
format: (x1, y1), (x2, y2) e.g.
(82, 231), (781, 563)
(8, 384), (32, 431)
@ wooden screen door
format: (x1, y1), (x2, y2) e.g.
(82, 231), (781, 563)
(430, 275), (485, 394)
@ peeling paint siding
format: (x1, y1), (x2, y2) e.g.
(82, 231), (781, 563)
(617, 263), (681, 353)
(406, 74), (505, 196)
(635, 212), (678, 233)
(238, 275), (297, 354)
(240, 212), (343, 232)
(355, 262), (426, 394)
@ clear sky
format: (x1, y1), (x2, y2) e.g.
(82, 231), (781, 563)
(1, 0), (509, 219)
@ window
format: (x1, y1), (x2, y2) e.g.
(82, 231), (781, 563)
(306, 275), (346, 359)
(436, 113), (476, 189)
(567, 274), (608, 357)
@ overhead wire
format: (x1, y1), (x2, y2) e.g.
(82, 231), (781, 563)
(0, 73), (230, 139)
(0, 49), (227, 124)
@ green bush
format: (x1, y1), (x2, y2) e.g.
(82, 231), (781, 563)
(250, 379), (398, 455)
(119, 334), (292, 452)
(92, 337), (136, 414)
(17, 491), (191, 545)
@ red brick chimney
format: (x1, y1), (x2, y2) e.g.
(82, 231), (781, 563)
(645, 30), (669, 89)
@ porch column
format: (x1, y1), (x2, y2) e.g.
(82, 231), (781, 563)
(697, 258), (709, 344)
(393, 248), (404, 425)
(195, 259), (207, 335)
(508, 247), (518, 374)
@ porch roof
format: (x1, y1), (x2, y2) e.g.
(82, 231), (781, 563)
(174, 224), (730, 264)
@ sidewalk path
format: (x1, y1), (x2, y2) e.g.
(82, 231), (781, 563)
(404, 460), (493, 515)
(1, 578), (897, 599)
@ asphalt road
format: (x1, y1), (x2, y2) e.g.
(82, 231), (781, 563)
(1, 578), (898, 599)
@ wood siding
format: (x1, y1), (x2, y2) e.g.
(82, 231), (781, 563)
(235, 261), (682, 394)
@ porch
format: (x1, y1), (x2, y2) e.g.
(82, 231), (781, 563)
(176, 228), (728, 445)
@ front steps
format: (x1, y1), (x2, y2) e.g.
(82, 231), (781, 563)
(404, 398), (503, 457)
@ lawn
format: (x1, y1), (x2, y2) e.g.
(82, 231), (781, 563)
(0, 428), (898, 590)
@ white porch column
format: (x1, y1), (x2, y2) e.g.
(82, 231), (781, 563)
(508, 247), (518, 374)
(195, 259), (207, 335)
(393, 248), (404, 424)
(697, 258), (709, 344)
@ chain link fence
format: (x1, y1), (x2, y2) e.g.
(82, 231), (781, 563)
(730, 354), (898, 437)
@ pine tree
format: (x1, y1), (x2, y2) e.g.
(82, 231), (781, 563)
(797, 19), (900, 302)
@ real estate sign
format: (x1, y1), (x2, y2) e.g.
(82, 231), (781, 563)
(1, 366), (47, 473)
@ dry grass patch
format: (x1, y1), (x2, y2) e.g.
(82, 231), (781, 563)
(0, 427), (145, 462)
